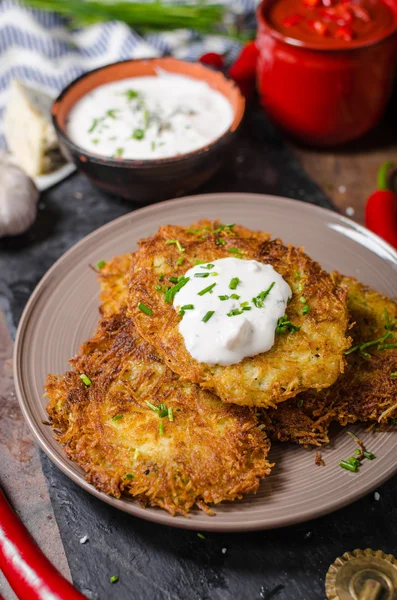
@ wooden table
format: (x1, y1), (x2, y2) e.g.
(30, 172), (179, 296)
(0, 132), (395, 599)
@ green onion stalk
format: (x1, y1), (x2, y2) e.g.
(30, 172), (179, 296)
(23, 0), (226, 34)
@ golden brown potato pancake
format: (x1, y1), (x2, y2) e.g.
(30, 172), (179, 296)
(45, 267), (272, 516)
(262, 275), (397, 446)
(127, 221), (350, 409)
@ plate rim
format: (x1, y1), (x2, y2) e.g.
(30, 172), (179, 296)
(13, 192), (397, 532)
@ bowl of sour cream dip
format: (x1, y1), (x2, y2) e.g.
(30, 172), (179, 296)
(52, 58), (245, 202)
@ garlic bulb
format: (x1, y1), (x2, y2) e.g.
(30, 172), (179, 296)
(0, 151), (39, 238)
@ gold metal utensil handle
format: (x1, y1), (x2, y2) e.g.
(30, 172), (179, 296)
(357, 579), (383, 600)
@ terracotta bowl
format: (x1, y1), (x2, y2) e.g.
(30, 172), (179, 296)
(52, 58), (245, 202)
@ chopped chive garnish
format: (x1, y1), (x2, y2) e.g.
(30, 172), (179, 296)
(155, 284), (162, 291)
(125, 474), (134, 479)
(194, 260), (207, 265)
(114, 147), (124, 158)
(275, 315), (300, 334)
(91, 138), (99, 145)
(229, 277), (240, 290)
(297, 398), (304, 408)
(158, 274), (164, 281)
(112, 414), (123, 421)
(151, 141), (156, 152)
(252, 282), (275, 308)
(106, 109), (119, 119)
(339, 460), (358, 472)
(165, 239), (185, 253)
(240, 301), (249, 308)
(146, 401), (159, 412)
(345, 331), (392, 355)
(169, 277), (179, 283)
(164, 277), (190, 303)
(125, 89), (138, 100)
(294, 270), (300, 278)
(195, 272), (210, 278)
(197, 533), (206, 540)
(110, 575), (119, 584)
(198, 283), (216, 296)
(384, 309), (396, 330)
(302, 304), (310, 315)
(219, 295), (229, 301)
(364, 451), (376, 460)
(229, 247), (242, 254)
(159, 409), (168, 418)
(230, 293), (240, 300)
(181, 304), (194, 311)
(200, 264), (215, 270)
(242, 306), (252, 311)
(210, 272), (218, 276)
(80, 373), (91, 386)
(379, 343), (397, 350)
(216, 237), (225, 246)
(159, 421), (164, 435)
(159, 403), (167, 411)
(227, 308), (243, 317)
(300, 297), (307, 304)
(132, 128), (144, 140)
(202, 311), (215, 323)
(176, 257), (184, 266)
(138, 302), (152, 315)
(168, 407), (174, 422)
(88, 118), (99, 133)
(391, 372), (397, 377)
(97, 260), (106, 270)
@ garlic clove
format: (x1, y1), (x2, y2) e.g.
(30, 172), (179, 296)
(0, 151), (39, 238)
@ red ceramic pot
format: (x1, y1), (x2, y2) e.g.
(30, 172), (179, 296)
(256, 0), (397, 146)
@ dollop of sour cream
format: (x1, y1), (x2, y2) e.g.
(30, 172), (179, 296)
(173, 258), (292, 366)
(66, 72), (233, 160)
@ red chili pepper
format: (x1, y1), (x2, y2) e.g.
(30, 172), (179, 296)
(0, 487), (88, 600)
(228, 41), (259, 99)
(308, 19), (329, 35)
(283, 13), (304, 26)
(365, 161), (397, 248)
(199, 52), (225, 70)
(348, 3), (371, 21)
(303, 0), (320, 6)
(335, 25), (354, 40)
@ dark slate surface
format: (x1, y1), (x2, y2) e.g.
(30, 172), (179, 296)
(2, 107), (395, 600)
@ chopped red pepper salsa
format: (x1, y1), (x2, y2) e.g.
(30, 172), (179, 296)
(268, 0), (396, 47)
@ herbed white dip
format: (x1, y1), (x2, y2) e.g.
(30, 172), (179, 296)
(66, 72), (234, 160)
(173, 258), (292, 366)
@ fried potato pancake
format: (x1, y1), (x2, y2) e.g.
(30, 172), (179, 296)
(262, 275), (397, 446)
(127, 221), (350, 408)
(45, 262), (272, 516)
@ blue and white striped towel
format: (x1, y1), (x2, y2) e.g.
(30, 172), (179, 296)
(0, 0), (258, 150)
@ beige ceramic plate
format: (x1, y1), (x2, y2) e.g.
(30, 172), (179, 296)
(14, 193), (397, 532)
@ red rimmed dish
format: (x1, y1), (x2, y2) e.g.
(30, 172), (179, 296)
(256, 0), (397, 146)
(52, 58), (245, 202)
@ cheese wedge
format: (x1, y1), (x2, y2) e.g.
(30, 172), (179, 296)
(4, 80), (65, 177)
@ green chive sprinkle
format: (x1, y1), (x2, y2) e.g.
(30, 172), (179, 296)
(195, 272), (210, 278)
(159, 409), (168, 418)
(194, 260), (207, 265)
(138, 302), (152, 315)
(132, 128), (144, 140)
(252, 282), (275, 308)
(339, 460), (358, 472)
(240, 301), (249, 308)
(391, 373), (397, 377)
(125, 474), (134, 479)
(200, 264), (215, 270)
(80, 374), (91, 386)
(112, 414), (123, 421)
(106, 109), (119, 119)
(216, 238), (226, 246)
(275, 315), (300, 334)
(300, 297), (307, 304)
(294, 270), (300, 278)
(146, 401), (159, 412)
(125, 89), (138, 100)
(242, 306), (251, 311)
(159, 421), (164, 435)
(114, 147), (124, 158)
(176, 257), (184, 266)
(202, 311), (215, 323)
(168, 407), (174, 422)
(364, 451), (376, 460)
(181, 304), (194, 311)
(165, 239), (185, 253)
(169, 277), (179, 283)
(159, 403), (167, 411)
(164, 277), (190, 303)
(97, 260), (106, 270)
(197, 533), (206, 540)
(198, 283), (216, 296)
(219, 295), (229, 301)
(302, 304), (310, 315)
(230, 293), (240, 300)
(229, 247), (242, 254)
(155, 284), (162, 291)
(227, 308), (243, 317)
(110, 575), (119, 584)
(229, 277), (240, 290)
(88, 118), (99, 133)
(345, 331), (392, 355)
(379, 342), (397, 350)
(297, 398), (304, 408)
(158, 274), (164, 281)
